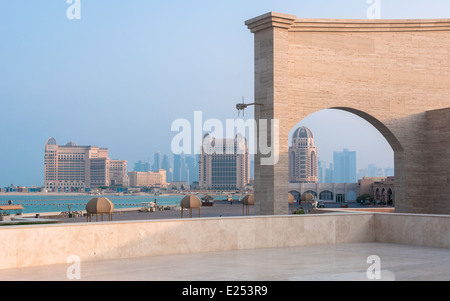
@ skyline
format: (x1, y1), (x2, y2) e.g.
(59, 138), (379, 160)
(2, 1), (449, 187)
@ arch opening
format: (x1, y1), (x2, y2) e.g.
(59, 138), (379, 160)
(288, 108), (397, 207)
(330, 107), (404, 153)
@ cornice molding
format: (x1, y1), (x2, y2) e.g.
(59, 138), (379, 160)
(246, 12), (450, 33)
(245, 12), (296, 33)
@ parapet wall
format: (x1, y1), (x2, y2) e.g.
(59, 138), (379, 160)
(375, 213), (450, 248)
(0, 213), (449, 270)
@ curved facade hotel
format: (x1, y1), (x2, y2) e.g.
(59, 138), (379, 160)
(289, 126), (318, 184)
(44, 137), (128, 191)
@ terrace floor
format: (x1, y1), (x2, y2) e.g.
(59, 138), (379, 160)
(0, 242), (449, 281)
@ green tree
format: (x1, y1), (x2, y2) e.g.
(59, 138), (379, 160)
(356, 193), (373, 204)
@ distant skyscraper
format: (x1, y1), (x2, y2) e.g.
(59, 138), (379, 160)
(375, 167), (384, 177)
(333, 149), (356, 183)
(152, 152), (161, 172)
(318, 159), (327, 183)
(250, 158), (254, 180)
(325, 163), (334, 183)
(357, 168), (369, 180)
(289, 126), (318, 183)
(134, 160), (150, 172)
(385, 167), (394, 177)
(368, 164), (377, 177)
(184, 155), (199, 185)
(161, 154), (172, 182)
(173, 154), (182, 182)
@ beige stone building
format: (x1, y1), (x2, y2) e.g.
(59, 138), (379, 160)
(359, 176), (395, 205)
(44, 138), (128, 190)
(288, 182), (359, 203)
(289, 126), (318, 183)
(128, 170), (167, 187)
(199, 134), (250, 190)
(109, 160), (129, 187)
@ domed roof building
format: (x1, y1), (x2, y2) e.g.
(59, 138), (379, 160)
(86, 197), (114, 222)
(289, 126), (318, 184)
(292, 126), (315, 147)
(242, 194), (254, 216)
(293, 126), (314, 140)
(180, 195), (202, 218)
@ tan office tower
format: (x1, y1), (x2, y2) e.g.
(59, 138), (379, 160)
(44, 137), (127, 190)
(199, 134), (250, 190)
(289, 126), (318, 183)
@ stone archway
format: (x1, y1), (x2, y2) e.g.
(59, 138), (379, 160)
(288, 190), (300, 202)
(246, 12), (450, 215)
(319, 190), (333, 201)
(387, 188), (394, 206)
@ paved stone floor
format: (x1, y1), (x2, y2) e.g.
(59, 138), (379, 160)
(0, 243), (449, 281)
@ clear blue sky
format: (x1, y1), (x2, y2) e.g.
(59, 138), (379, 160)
(1, 0), (449, 187)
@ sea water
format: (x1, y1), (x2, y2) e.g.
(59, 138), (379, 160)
(0, 194), (232, 214)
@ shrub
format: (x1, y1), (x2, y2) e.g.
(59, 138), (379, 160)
(356, 193), (373, 204)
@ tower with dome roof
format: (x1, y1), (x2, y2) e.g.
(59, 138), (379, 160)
(289, 126), (318, 183)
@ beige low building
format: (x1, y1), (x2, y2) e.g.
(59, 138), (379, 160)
(128, 170), (167, 187)
(358, 176), (395, 205)
(358, 177), (387, 196)
(289, 182), (359, 203)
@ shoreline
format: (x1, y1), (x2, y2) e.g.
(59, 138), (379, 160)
(22, 207), (146, 218)
(0, 192), (180, 196)
(0, 192), (244, 197)
(32, 200), (251, 223)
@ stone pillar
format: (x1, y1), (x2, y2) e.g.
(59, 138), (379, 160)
(246, 13), (296, 215)
(426, 108), (450, 214)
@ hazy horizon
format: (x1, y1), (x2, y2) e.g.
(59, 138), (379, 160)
(2, 0), (448, 187)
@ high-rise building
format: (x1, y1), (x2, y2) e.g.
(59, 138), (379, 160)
(289, 126), (318, 183)
(152, 152), (161, 172)
(333, 148), (356, 183)
(199, 134), (250, 190)
(44, 137), (127, 190)
(184, 155), (199, 185)
(173, 154), (182, 182)
(325, 163), (334, 183)
(318, 159), (327, 183)
(385, 167), (394, 177)
(368, 164), (377, 177)
(134, 160), (150, 172)
(161, 154), (172, 182)
(250, 158), (254, 180)
(357, 168), (369, 180)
